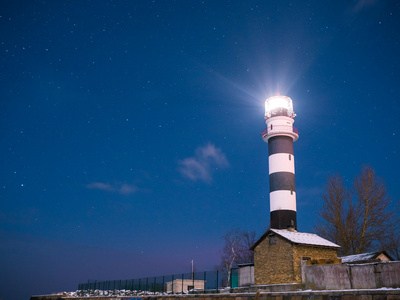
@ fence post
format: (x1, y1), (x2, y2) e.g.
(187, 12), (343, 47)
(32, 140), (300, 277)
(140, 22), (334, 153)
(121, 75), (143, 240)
(216, 270), (219, 293)
(204, 271), (206, 293)
(181, 273), (184, 294)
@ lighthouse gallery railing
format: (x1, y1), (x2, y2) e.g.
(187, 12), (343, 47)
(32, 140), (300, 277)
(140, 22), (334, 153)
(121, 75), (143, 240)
(261, 125), (298, 137)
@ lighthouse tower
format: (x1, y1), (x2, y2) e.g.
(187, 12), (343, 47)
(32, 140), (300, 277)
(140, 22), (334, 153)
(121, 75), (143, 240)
(261, 94), (299, 230)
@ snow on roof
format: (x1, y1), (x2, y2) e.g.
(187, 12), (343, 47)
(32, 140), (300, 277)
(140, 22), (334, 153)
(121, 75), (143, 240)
(339, 252), (382, 263)
(270, 229), (341, 248)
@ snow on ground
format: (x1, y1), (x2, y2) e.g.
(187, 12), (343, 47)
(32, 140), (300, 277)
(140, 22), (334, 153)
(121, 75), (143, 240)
(50, 289), (205, 297)
(48, 287), (400, 298)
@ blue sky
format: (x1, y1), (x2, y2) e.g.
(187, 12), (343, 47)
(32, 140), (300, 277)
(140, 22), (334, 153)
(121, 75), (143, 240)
(1, 1), (400, 299)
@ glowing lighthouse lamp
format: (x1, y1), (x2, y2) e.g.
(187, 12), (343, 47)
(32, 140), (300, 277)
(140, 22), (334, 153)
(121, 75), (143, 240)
(261, 94), (299, 230)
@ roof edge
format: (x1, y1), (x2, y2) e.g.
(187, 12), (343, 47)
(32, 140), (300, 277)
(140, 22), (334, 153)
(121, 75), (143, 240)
(250, 228), (341, 250)
(250, 229), (272, 250)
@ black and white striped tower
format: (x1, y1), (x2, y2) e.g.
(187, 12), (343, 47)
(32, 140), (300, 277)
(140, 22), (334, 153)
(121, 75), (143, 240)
(261, 94), (299, 230)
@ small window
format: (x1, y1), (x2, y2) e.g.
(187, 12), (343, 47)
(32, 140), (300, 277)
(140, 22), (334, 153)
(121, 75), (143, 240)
(270, 124), (273, 130)
(291, 189), (293, 195)
(289, 154), (291, 160)
(269, 235), (276, 245)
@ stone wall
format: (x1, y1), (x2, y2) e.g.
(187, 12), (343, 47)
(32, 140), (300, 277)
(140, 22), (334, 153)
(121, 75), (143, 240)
(254, 234), (294, 284)
(292, 244), (338, 282)
(351, 261), (400, 289)
(305, 261), (400, 290)
(254, 233), (338, 285)
(304, 264), (352, 290)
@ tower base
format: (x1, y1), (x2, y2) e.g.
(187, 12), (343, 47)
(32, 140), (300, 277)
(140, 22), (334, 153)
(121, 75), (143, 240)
(270, 210), (297, 230)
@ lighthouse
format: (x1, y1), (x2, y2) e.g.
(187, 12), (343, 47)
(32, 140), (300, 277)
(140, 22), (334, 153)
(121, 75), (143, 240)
(251, 95), (340, 287)
(261, 94), (299, 230)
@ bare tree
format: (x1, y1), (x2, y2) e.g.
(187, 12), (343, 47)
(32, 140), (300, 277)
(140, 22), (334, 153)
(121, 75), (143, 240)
(239, 231), (256, 263)
(381, 200), (400, 260)
(353, 166), (393, 253)
(220, 228), (241, 286)
(316, 166), (394, 256)
(384, 233), (400, 260)
(219, 228), (256, 285)
(316, 174), (358, 255)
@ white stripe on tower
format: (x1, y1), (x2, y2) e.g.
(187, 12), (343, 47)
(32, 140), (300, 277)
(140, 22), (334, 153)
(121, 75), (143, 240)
(268, 153), (295, 174)
(262, 95), (299, 230)
(269, 191), (296, 211)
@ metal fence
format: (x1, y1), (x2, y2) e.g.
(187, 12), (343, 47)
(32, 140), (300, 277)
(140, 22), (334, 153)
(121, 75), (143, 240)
(78, 270), (225, 295)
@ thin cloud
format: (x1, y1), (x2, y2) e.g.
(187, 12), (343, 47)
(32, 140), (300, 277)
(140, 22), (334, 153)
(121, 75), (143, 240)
(352, 0), (378, 13)
(179, 158), (210, 182)
(119, 183), (138, 195)
(86, 182), (138, 195)
(85, 182), (114, 192)
(178, 143), (229, 183)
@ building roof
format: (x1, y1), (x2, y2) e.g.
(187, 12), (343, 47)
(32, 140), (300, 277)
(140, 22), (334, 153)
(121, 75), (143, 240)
(250, 228), (341, 250)
(340, 251), (394, 263)
(237, 263), (254, 267)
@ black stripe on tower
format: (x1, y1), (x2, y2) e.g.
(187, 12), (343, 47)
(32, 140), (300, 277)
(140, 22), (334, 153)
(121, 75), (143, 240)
(268, 136), (294, 155)
(269, 172), (296, 192)
(270, 210), (297, 230)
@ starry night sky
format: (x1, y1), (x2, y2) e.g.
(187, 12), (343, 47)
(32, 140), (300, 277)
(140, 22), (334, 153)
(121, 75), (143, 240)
(1, 1), (400, 299)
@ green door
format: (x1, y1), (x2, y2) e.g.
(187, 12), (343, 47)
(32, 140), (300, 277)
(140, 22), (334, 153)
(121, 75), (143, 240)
(230, 268), (238, 288)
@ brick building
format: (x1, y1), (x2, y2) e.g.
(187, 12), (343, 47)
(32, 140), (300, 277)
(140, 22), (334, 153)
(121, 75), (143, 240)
(250, 228), (340, 284)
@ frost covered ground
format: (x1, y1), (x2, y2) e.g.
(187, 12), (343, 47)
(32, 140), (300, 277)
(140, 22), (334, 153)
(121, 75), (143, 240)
(48, 287), (400, 298)
(50, 288), (227, 298)
(52, 290), (172, 297)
